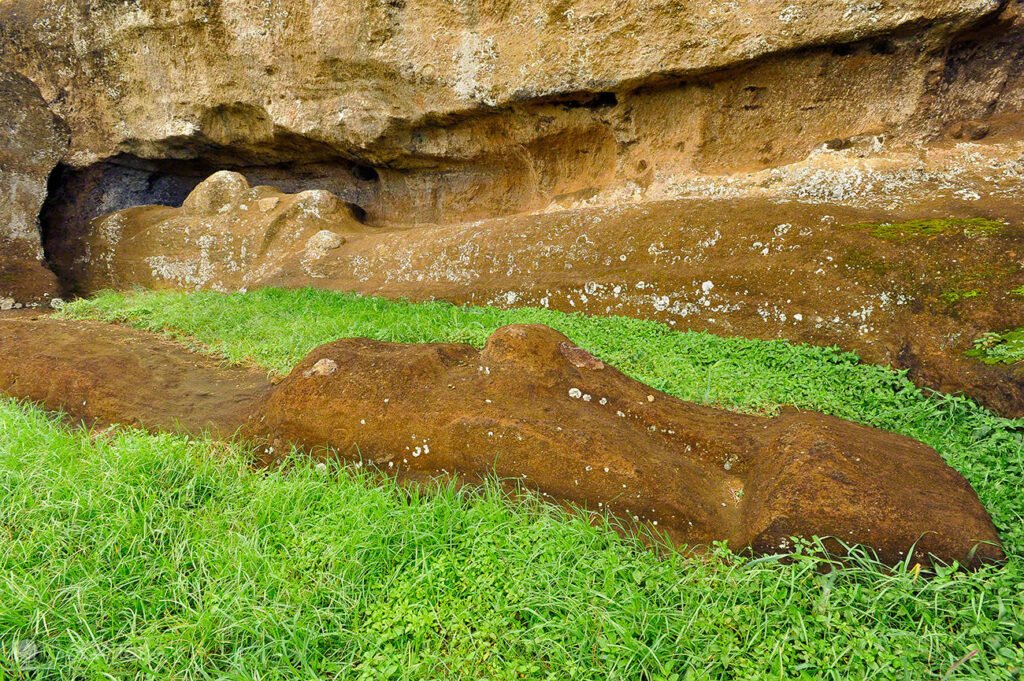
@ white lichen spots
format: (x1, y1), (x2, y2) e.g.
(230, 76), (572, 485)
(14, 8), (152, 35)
(146, 233), (218, 289)
(454, 30), (498, 105)
(568, 387), (583, 399)
(778, 5), (804, 23)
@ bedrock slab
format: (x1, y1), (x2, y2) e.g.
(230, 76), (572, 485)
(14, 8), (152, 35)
(59, 170), (1024, 417)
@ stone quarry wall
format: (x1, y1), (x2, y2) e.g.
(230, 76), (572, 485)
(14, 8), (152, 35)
(1, 0), (1023, 304)
(0, 70), (67, 305)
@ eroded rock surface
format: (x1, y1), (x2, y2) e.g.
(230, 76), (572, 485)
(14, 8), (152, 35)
(64, 170), (1024, 416)
(0, 71), (68, 304)
(1, 0), (1023, 273)
(0, 315), (1003, 566)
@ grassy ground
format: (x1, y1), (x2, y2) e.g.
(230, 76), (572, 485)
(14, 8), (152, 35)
(0, 288), (1018, 679)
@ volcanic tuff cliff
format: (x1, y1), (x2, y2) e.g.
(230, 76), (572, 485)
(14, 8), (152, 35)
(2, 0), (1024, 410)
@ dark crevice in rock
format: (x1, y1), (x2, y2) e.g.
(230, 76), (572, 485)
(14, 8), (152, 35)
(40, 156), (211, 296)
(558, 91), (619, 110)
(347, 203), (369, 223)
(351, 164), (380, 182)
(38, 152), (392, 295)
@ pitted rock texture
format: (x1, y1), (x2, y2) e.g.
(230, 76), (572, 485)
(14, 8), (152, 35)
(0, 315), (1004, 566)
(62, 170), (1024, 417)
(1, 0), (1022, 234)
(0, 71), (68, 304)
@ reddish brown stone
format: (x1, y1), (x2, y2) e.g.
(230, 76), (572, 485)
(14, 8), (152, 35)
(0, 315), (1001, 566)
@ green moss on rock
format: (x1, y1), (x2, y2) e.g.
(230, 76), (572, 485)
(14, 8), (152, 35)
(854, 217), (1004, 241)
(967, 329), (1024, 365)
(940, 288), (984, 304)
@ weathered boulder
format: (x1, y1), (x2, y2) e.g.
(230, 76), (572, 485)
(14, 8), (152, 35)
(253, 324), (1002, 566)
(0, 71), (68, 303)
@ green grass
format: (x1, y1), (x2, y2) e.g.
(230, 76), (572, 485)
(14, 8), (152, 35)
(0, 286), (1016, 679)
(2, 402), (1023, 680)
(852, 217), (1005, 241)
(968, 330), (1024, 366)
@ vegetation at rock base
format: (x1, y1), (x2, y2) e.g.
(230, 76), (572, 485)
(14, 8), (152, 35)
(0, 288), (1017, 679)
(968, 329), (1024, 365)
(852, 217), (1005, 241)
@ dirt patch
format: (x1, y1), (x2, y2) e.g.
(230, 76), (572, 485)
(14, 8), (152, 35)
(0, 314), (1003, 567)
(0, 314), (270, 436)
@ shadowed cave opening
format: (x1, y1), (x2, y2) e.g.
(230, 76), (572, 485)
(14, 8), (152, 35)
(39, 154), (377, 296)
(40, 156), (213, 296)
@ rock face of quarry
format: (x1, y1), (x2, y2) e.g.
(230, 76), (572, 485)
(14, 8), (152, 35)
(1, 0), (1022, 287)
(0, 71), (67, 304)
(0, 316), (1003, 567)
(0, 2), (1020, 553)
(2, 1), (1023, 415)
